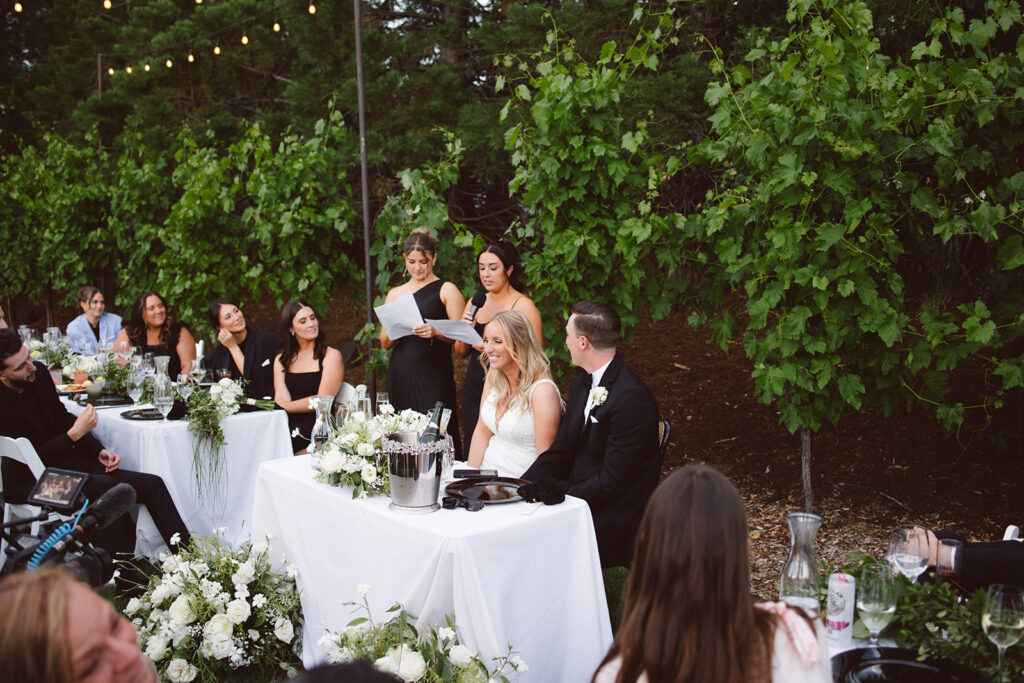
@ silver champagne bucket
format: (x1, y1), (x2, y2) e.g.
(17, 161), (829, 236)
(382, 430), (450, 513)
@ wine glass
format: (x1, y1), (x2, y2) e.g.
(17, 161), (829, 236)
(153, 380), (174, 421)
(937, 538), (963, 588)
(331, 401), (348, 428)
(857, 563), (896, 645)
(190, 359), (207, 385)
(176, 373), (193, 401)
(127, 370), (145, 407)
(141, 352), (155, 377)
(887, 526), (929, 583)
(983, 584), (1024, 680)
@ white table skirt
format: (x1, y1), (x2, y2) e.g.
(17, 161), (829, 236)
(251, 455), (613, 682)
(65, 400), (291, 551)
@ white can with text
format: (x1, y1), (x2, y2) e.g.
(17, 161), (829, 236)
(826, 572), (856, 649)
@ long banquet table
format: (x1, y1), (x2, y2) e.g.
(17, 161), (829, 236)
(65, 399), (291, 551)
(251, 455), (613, 682)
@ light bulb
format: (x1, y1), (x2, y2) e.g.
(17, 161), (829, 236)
(126, 65), (133, 73)
(107, 67), (114, 75)
(165, 59), (172, 68)
(308, 3), (316, 14)
(14, 2), (23, 10)
(102, 0), (111, 8)
(213, 44), (221, 55)
(273, 21), (280, 32)
(188, 52), (194, 62)
(241, 34), (248, 45)
(195, 0), (202, 3)
(144, 62), (150, 71)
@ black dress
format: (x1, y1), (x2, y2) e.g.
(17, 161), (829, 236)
(460, 320), (487, 457)
(283, 357), (322, 452)
(202, 329), (278, 399)
(385, 279), (462, 460)
(131, 321), (190, 379)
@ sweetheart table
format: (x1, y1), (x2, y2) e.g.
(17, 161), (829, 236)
(251, 454), (613, 681)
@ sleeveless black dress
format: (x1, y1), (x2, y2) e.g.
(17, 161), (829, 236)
(460, 320), (487, 457)
(385, 279), (462, 460)
(283, 357), (322, 452)
(132, 321), (189, 379)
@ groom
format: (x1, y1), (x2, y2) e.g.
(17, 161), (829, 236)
(522, 301), (660, 568)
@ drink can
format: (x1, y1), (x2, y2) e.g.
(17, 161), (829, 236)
(826, 572), (856, 648)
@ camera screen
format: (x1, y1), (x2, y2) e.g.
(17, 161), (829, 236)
(27, 469), (88, 510)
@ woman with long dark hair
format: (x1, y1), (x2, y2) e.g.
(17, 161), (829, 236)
(202, 299), (277, 399)
(593, 465), (829, 683)
(273, 300), (343, 454)
(114, 291), (196, 379)
(380, 227), (466, 458)
(454, 241), (542, 457)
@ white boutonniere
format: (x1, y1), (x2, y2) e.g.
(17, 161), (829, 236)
(591, 386), (608, 407)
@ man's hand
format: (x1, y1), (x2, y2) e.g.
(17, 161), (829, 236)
(67, 405), (98, 442)
(97, 449), (121, 473)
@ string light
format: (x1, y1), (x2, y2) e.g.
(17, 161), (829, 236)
(195, 0), (202, 3)
(273, 20), (281, 32)
(144, 62), (150, 71)
(107, 67), (115, 75)
(103, 0), (110, 8)
(14, 2), (23, 10)
(308, 3), (316, 14)
(187, 51), (195, 63)
(126, 65), (133, 74)
(241, 29), (249, 45)
(165, 58), (173, 68)
(213, 42), (221, 55)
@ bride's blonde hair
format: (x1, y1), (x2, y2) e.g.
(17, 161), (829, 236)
(482, 310), (552, 421)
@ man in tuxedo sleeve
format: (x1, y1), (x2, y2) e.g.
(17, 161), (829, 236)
(523, 301), (660, 568)
(0, 330), (190, 559)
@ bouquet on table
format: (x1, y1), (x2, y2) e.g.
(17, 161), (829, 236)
(318, 586), (526, 683)
(314, 407), (429, 498)
(185, 377), (274, 500)
(122, 532), (303, 683)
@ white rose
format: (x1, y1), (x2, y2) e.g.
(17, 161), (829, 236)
(231, 561), (256, 586)
(376, 645), (427, 682)
(374, 651), (400, 676)
(361, 462), (378, 483)
(150, 583), (171, 605)
(356, 442), (375, 457)
(208, 635), (234, 660)
(144, 635), (168, 662)
(167, 594), (196, 626)
(225, 598), (251, 624)
(449, 644), (476, 667)
(321, 449), (344, 474)
(251, 540), (268, 556)
(274, 617), (294, 643)
(339, 432), (359, 447)
(125, 597), (141, 616)
(203, 613), (234, 641)
(165, 658), (198, 683)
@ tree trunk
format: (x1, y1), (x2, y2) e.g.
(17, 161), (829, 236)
(801, 426), (813, 513)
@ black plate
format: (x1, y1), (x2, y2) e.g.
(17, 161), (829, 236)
(444, 476), (528, 504)
(832, 647), (989, 682)
(121, 408), (166, 421)
(74, 394), (133, 407)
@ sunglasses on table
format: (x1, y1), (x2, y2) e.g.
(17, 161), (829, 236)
(441, 496), (484, 512)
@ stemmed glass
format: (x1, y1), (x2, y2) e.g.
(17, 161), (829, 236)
(153, 380), (174, 421)
(176, 373), (193, 402)
(857, 563), (896, 645)
(141, 352), (156, 378)
(887, 526), (929, 583)
(375, 391), (391, 415)
(190, 359), (207, 385)
(127, 369), (145, 407)
(983, 584), (1023, 680)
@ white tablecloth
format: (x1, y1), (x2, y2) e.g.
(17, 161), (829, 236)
(66, 400), (291, 550)
(251, 455), (613, 682)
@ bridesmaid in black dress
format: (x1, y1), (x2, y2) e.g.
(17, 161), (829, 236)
(380, 228), (466, 459)
(273, 300), (344, 454)
(115, 291), (197, 380)
(454, 242), (542, 457)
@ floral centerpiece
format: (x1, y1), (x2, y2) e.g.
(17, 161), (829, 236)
(122, 532), (303, 683)
(315, 407), (430, 498)
(318, 586), (526, 682)
(185, 377), (273, 500)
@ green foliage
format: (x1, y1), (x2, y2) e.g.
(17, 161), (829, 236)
(692, 0), (1024, 434)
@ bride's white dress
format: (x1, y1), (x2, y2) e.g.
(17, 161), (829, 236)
(480, 379), (559, 478)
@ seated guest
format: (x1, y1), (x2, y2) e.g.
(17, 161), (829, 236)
(914, 526), (1024, 593)
(0, 330), (190, 561)
(466, 310), (561, 478)
(115, 291), (196, 379)
(521, 301), (660, 568)
(274, 300), (343, 454)
(594, 465), (830, 683)
(0, 568), (158, 683)
(65, 285), (123, 354)
(202, 299), (277, 399)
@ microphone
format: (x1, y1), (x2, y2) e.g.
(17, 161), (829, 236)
(54, 484), (136, 551)
(467, 290), (486, 322)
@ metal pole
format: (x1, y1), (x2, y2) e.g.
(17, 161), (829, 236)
(353, 0), (376, 397)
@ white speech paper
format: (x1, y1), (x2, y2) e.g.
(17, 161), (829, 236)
(425, 319), (484, 346)
(374, 293), (422, 340)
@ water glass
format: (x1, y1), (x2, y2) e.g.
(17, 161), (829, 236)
(141, 352), (156, 377)
(176, 373), (193, 401)
(352, 397), (371, 422)
(190, 358), (207, 384)
(127, 370), (145, 406)
(983, 584), (1024, 680)
(887, 525), (929, 583)
(153, 380), (174, 420)
(375, 391), (391, 415)
(857, 563), (896, 645)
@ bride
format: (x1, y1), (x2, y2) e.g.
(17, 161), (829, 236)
(466, 310), (562, 478)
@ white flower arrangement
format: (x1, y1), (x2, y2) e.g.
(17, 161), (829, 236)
(60, 352), (105, 379)
(122, 532), (302, 683)
(318, 588), (526, 682)
(314, 408), (430, 498)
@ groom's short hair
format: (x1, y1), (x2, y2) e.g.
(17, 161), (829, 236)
(571, 301), (621, 350)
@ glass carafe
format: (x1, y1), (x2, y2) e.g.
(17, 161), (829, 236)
(153, 355), (171, 379)
(779, 511), (822, 615)
(309, 394), (336, 460)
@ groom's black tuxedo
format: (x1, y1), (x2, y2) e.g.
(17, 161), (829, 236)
(523, 354), (659, 567)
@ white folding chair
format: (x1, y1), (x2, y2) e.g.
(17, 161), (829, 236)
(195, 339), (205, 361)
(0, 436), (47, 557)
(335, 381), (357, 407)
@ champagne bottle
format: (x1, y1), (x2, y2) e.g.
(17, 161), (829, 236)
(419, 401), (444, 443)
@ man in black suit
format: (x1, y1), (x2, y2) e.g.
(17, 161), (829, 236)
(0, 330), (190, 559)
(919, 527), (1024, 592)
(522, 301), (660, 568)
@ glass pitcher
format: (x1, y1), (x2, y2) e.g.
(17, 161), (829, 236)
(309, 394), (336, 459)
(779, 511), (823, 615)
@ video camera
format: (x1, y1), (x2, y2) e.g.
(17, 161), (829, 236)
(1, 468), (136, 586)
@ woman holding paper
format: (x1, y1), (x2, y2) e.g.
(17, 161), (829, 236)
(454, 241), (542, 456)
(380, 227), (466, 458)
